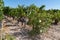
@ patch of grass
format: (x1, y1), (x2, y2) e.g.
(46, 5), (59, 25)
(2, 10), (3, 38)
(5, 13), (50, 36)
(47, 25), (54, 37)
(2, 34), (16, 40)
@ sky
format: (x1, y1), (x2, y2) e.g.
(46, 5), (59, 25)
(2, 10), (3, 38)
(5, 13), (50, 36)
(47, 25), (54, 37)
(3, 0), (60, 10)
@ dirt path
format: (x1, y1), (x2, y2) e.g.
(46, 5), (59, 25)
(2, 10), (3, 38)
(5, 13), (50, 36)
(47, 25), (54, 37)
(40, 24), (60, 40)
(3, 19), (33, 40)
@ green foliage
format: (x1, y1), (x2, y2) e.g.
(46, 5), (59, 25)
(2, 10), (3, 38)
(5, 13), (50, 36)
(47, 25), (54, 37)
(28, 11), (52, 36)
(3, 7), (11, 16)
(1, 34), (15, 40)
(5, 34), (15, 40)
(0, 13), (3, 21)
(0, 0), (4, 21)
